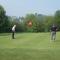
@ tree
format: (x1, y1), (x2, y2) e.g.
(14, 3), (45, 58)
(24, 14), (39, 32)
(0, 5), (10, 32)
(44, 16), (54, 32)
(54, 10), (60, 30)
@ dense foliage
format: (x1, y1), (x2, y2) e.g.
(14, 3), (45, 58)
(0, 5), (60, 32)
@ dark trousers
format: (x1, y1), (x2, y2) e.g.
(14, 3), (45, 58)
(12, 31), (15, 39)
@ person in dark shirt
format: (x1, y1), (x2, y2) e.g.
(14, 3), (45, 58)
(50, 24), (57, 40)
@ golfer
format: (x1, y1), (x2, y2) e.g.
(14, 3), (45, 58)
(12, 25), (16, 39)
(50, 24), (57, 40)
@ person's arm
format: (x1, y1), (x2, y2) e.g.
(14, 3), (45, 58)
(56, 27), (58, 31)
(50, 27), (52, 32)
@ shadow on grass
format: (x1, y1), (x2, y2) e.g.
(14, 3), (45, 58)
(0, 33), (11, 36)
(56, 39), (60, 42)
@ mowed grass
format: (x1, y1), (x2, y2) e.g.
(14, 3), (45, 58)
(0, 32), (60, 60)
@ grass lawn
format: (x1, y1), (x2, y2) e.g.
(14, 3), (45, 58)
(0, 32), (60, 60)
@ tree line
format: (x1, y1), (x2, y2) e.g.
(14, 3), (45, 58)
(0, 5), (60, 33)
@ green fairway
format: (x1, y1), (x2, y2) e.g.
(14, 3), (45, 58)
(0, 32), (60, 60)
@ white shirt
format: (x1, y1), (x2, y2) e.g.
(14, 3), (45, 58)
(12, 26), (16, 32)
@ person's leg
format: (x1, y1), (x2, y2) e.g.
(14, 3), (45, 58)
(53, 32), (56, 40)
(51, 31), (54, 40)
(12, 31), (14, 39)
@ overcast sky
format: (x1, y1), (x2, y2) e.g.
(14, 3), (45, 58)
(0, 0), (60, 17)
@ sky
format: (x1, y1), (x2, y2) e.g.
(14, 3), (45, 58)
(0, 0), (60, 17)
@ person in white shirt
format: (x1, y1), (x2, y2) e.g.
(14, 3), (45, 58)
(12, 25), (16, 39)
